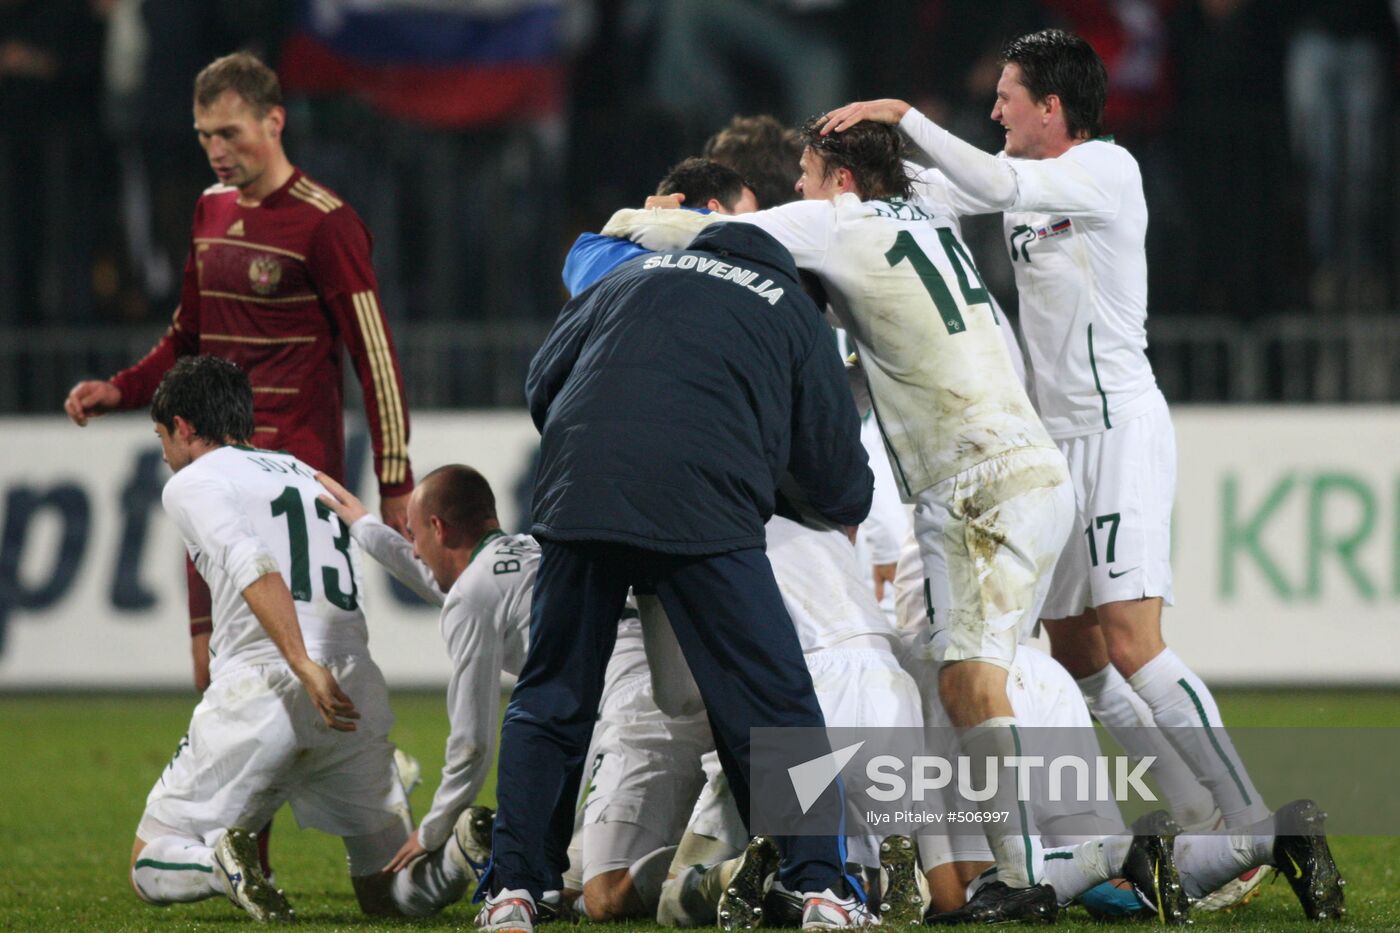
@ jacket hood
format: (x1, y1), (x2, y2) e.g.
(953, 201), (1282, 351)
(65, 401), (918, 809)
(690, 221), (800, 285)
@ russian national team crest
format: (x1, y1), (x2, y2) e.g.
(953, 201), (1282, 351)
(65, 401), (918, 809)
(248, 255), (282, 295)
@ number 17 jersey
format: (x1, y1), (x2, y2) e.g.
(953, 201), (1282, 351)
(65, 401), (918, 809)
(162, 445), (368, 679)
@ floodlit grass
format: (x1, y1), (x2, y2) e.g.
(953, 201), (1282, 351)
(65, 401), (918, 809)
(2, 689), (1397, 931)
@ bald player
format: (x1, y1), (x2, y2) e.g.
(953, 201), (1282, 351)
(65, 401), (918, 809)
(318, 465), (537, 916)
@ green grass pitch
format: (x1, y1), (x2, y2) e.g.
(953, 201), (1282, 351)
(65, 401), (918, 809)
(3, 689), (1397, 931)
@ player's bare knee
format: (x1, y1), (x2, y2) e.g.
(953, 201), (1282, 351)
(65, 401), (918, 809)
(351, 871), (402, 916)
(925, 863), (967, 913)
(938, 660), (1010, 725)
(1098, 598), (1166, 676)
(1042, 612), (1109, 677)
(582, 869), (639, 920)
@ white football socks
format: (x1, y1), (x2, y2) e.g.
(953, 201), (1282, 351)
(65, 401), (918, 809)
(961, 717), (1043, 888)
(1173, 833), (1272, 900)
(1128, 649), (1270, 827)
(1038, 835), (1132, 904)
(1077, 663), (1218, 829)
(131, 835), (221, 904)
(391, 838), (471, 917)
(657, 862), (729, 928)
(628, 845), (678, 915)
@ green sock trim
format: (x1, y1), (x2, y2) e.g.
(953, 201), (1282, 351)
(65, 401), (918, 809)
(1177, 677), (1252, 805)
(1010, 724), (1037, 884)
(134, 858), (213, 873)
(1043, 852), (1074, 860)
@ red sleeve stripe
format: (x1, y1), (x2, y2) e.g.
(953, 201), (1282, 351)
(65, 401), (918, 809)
(352, 290), (409, 485)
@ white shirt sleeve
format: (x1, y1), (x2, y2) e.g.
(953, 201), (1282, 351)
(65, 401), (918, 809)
(908, 165), (1006, 218)
(898, 108), (1018, 212)
(163, 470), (278, 592)
(348, 514), (445, 607)
(599, 207), (717, 251)
(860, 432), (907, 565)
(601, 201), (836, 272)
(1001, 144), (1122, 218)
(416, 572), (508, 851)
(899, 108), (1121, 219)
(728, 199), (835, 271)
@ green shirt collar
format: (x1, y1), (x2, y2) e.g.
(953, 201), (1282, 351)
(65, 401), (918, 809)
(469, 528), (506, 564)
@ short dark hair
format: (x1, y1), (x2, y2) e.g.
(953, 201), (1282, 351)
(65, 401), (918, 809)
(150, 355), (255, 445)
(656, 158), (749, 212)
(1000, 29), (1107, 141)
(194, 52), (283, 116)
(703, 114), (804, 209)
(419, 464), (497, 546)
(798, 116), (912, 201)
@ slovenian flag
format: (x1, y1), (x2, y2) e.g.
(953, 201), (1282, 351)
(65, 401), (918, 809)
(280, 1), (564, 129)
(1051, 218), (1072, 233)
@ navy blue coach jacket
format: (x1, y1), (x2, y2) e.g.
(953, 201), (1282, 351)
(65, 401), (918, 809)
(525, 221), (873, 555)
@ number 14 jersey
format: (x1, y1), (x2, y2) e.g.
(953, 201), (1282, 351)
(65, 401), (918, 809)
(162, 445), (368, 679)
(734, 194), (1054, 499)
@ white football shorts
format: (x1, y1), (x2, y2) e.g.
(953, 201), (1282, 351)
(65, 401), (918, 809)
(914, 447), (1074, 669)
(1041, 399), (1176, 619)
(580, 661), (710, 881)
(138, 655), (409, 853)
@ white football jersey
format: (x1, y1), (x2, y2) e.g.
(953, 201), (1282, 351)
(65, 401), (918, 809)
(602, 196), (1053, 498)
(899, 109), (1163, 438)
(161, 446), (368, 679)
(766, 514), (901, 653)
(351, 516), (537, 851)
(1000, 141), (1162, 437)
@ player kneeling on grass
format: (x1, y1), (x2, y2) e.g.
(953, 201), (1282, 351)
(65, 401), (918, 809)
(316, 465), (541, 917)
(129, 355), (411, 921)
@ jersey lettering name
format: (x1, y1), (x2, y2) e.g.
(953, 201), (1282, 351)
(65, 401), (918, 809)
(248, 455), (315, 479)
(870, 199), (933, 221)
(642, 253), (784, 306)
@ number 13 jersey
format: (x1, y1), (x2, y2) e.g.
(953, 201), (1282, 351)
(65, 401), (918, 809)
(162, 445), (368, 678)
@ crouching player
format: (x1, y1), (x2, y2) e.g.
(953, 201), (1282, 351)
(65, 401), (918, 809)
(317, 466), (539, 916)
(656, 502), (924, 929)
(130, 356), (411, 921)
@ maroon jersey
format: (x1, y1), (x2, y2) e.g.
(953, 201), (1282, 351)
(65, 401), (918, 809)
(112, 169), (412, 496)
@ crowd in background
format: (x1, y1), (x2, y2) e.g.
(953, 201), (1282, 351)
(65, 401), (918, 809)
(2, 0), (1397, 398)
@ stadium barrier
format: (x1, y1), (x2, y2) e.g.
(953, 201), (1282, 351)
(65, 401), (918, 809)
(0, 408), (1397, 688)
(4, 315), (1400, 414)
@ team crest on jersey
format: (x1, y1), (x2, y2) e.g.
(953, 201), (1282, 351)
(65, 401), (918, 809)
(248, 255), (282, 295)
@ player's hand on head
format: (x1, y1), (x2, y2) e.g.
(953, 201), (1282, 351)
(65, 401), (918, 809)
(644, 194), (685, 210)
(820, 99), (912, 135)
(315, 472), (369, 526)
(384, 829), (428, 872)
(63, 379), (122, 426)
(294, 660), (360, 731)
(380, 492), (411, 538)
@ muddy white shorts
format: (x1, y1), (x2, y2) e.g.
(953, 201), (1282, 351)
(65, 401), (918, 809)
(914, 447), (1074, 669)
(137, 655), (408, 853)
